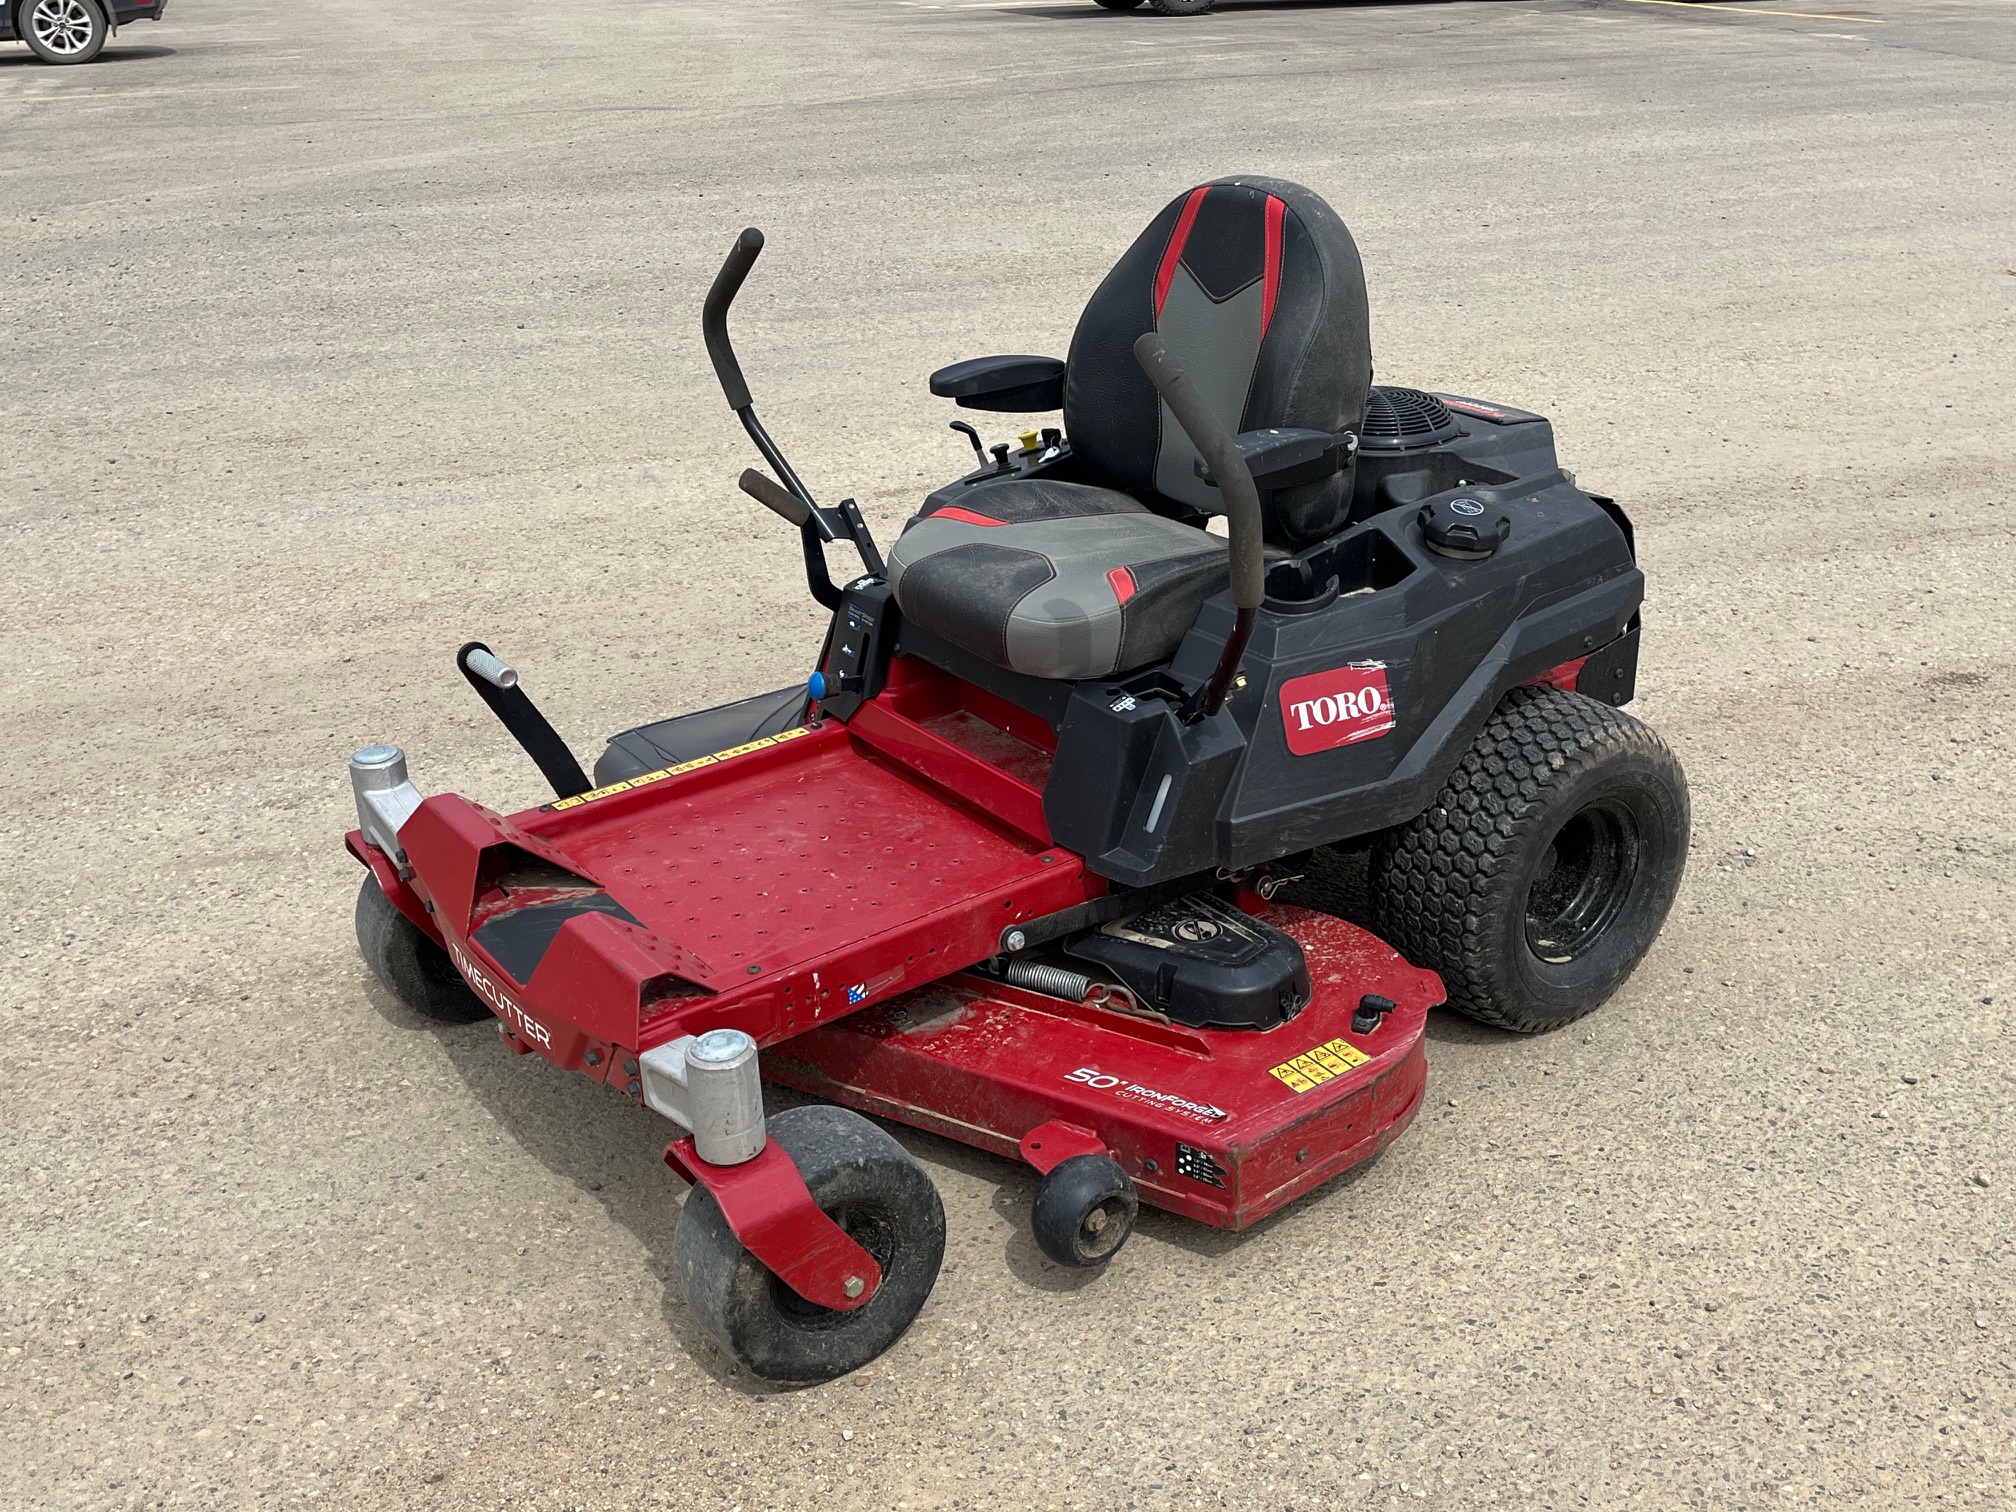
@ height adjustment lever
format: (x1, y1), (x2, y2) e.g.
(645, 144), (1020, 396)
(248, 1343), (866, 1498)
(950, 421), (987, 468)
(456, 641), (591, 799)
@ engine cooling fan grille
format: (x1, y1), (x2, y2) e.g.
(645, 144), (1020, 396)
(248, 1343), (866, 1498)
(1359, 386), (1461, 450)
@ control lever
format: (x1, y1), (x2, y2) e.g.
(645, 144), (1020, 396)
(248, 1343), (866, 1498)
(702, 227), (883, 586)
(456, 641), (591, 799)
(949, 421), (987, 469)
(1131, 332), (1263, 723)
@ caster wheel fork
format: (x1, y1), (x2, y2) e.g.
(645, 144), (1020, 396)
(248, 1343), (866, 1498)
(672, 1105), (946, 1384)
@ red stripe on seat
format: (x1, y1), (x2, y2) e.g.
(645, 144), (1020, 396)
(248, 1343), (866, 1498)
(1153, 186), (1212, 317)
(1105, 566), (1137, 605)
(1260, 194), (1285, 337)
(927, 506), (1004, 527)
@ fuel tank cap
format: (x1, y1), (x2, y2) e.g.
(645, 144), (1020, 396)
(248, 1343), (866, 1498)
(1420, 496), (1511, 560)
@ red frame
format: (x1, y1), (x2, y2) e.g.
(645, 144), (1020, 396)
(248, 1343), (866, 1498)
(351, 658), (1445, 1291)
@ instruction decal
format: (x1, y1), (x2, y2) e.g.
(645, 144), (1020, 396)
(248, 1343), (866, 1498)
(1278, 662), (1395, 756)
(542, 725), (812, 811)
(1267, 1037), (1371, 1093)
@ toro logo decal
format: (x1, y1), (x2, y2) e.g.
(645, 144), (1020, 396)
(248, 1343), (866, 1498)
(1278, 662), (1396, 755)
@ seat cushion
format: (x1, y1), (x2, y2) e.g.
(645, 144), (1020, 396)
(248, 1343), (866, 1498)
(887, 477), (1226, 681)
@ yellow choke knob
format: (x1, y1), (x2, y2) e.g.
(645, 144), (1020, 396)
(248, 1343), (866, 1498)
(1018, 429), (1042, 454)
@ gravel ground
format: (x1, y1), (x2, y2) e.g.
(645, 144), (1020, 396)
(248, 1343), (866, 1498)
(3, 0), (2013, 1507)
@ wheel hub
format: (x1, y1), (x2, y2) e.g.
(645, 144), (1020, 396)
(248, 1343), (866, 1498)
(1524, 799), (1640, 964)
(32, 0), (95, 54)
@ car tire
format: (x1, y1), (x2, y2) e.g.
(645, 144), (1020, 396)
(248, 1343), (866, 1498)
(21, 0), (108, 64)
(1367, 687), (1690, 1034)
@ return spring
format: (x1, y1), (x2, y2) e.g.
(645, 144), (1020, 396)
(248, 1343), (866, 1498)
(1001, 959), (1094, 1003)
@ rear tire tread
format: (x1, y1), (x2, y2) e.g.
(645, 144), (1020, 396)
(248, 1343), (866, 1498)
(1369, 686), (1688, 1033)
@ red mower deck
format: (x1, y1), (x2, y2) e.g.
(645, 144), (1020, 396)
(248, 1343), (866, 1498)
(348, 669), (1433, 1265)
(766, 903), (1437, 1230)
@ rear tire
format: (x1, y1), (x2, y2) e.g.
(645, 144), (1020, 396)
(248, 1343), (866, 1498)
(21, 0), (107, 63)
(674, 1106), (946, 1383)
(1368, 687), (1689, 1033)
(354, 876), (489, 1023)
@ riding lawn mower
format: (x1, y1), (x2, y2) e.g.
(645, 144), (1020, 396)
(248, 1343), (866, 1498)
(346, 175), (1689, 1382)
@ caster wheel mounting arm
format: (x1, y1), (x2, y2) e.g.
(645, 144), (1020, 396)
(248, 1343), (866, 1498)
(664, 1137), (883, 1311)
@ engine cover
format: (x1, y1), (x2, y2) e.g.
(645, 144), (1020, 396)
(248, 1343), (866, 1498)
(1064, 893), (1311, 1031)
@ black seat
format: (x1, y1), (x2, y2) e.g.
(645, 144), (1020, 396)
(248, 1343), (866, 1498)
(888, 176), (1373, 682)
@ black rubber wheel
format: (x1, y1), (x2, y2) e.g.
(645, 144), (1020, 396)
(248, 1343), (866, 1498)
(354, 875), (490, 1023)
(21, 0), (107, 63)
(674, 1105), (946, 1383)
(1148, 0), (1214, 12)
(1368, 687), (1689, 1033)
(1032, 1155), (1138, 1267)
(1094, 0), (1146, 9)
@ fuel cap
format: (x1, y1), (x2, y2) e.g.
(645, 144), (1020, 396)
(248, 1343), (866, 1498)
(1420, 496), (1510, 560)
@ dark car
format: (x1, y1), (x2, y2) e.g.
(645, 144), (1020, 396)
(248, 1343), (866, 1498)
(2, 0), (164, 64)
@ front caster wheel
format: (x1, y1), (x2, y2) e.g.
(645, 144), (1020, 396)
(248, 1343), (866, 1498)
(354, 876), (489, 1023)
(673, 1106), (946, 1383)
(1032, 1154), (1138, 1267)
(1368, 686), (1690, 1033)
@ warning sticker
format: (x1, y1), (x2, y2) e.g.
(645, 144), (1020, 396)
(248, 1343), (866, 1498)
(1267, 1037), (1372, 1094)
(542, 725), (811, 812)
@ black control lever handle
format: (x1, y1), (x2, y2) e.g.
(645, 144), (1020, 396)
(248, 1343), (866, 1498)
(703, 227), (764, 411)
(456, 642), (591, 799)
(1133, 333), (1261, 723)
(1132, 332), (1263, 613)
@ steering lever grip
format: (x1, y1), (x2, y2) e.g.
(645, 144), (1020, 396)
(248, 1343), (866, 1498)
(702, 227), (764, 411)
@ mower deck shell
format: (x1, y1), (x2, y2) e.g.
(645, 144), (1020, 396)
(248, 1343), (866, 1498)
(355, 659), (1440, 1238)
(765, 904), (1437, 1230)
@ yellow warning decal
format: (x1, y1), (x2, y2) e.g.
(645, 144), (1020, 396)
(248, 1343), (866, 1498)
(1267, 1036), (1371, 1094)
(543, 725), (812, 812)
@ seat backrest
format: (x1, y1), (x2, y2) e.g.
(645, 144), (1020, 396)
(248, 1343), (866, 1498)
(1063, 176), (1372, 549)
